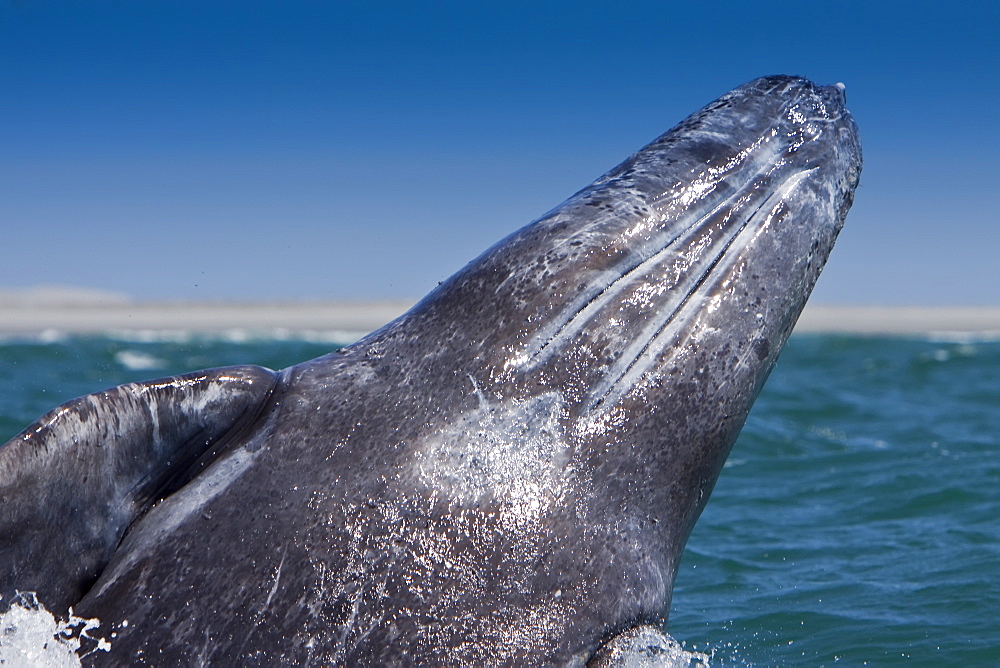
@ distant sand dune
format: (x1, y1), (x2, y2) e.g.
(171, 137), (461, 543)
(793, 305), (1000, 335)
(0, 285), (130, 306)
(0, 301), (413, 337)
(0, 293), (1000, 335)
(2, 299), (1000, 337)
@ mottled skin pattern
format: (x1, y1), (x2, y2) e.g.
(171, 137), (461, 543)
(0, 367), (275, 613)
(0, 76), (860, 664)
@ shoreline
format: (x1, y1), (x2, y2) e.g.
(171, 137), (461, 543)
(0, 301), (413, 338)
(792, 305), (1000, 335)
(3, 301), (1000, 337)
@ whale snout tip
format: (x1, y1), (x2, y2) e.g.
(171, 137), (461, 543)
(831, 81), (847, 103)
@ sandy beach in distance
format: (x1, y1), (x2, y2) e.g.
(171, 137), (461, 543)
(2, 289), (1000, 337)
(0, 299), (414, 338)
(792, 305), (1000, 335)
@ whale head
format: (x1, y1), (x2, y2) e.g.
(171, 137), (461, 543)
(0, 76), (862, 664)
(356, 74), (861, 613)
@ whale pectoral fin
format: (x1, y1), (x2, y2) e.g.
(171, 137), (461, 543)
(0, 365), (277, 613)
(586, 625), (709, 667)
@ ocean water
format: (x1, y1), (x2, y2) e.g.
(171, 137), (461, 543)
(0, 331), (997, 665)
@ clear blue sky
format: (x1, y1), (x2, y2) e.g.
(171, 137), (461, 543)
(2, 1), (997, 305)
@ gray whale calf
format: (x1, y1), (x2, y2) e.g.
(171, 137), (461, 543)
(0, 75), (860, 664)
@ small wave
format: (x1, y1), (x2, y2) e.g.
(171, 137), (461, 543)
(0, 330), (71, 345)
(113, 350), (167, 371)
(926, 330), (1000, 344)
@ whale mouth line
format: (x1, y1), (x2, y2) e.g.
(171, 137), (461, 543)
(582, 166), (817, 414)
(515, 143), (817, 382)
(511, 160), (816, 413)
(512, 136), (785, 374)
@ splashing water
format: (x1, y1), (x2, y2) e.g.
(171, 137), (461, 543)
(0, 593), (110, 667)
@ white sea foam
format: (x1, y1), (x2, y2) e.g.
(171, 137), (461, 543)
(39, 330), (68, 345)
(0, 593), (110, 667)
(113, 350), (167, 371)
(595, 626), (711, 666)
(926, 330), (1000, 344)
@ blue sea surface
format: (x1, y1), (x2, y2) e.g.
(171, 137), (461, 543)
(1, 332), (997, 665)
(672, 334), (1000, 665)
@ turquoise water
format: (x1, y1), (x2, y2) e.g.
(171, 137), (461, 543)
(1, 333), (997, 665)
(672, 334), (1000, 665)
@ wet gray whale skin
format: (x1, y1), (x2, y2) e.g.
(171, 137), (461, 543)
(0, 75), (860, 664)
